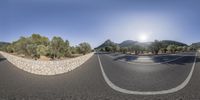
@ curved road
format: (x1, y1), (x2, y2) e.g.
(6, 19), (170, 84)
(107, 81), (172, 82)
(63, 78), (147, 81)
(99, 53), (195, 90)
(0, 52), (200, 100)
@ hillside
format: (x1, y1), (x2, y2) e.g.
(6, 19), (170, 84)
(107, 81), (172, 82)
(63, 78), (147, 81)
(119, 40), (138, 47)
(0, 42), (10, 47)
(96, 39), (117, 49)
(135, 42), (152, 48)
(0, 42), (10, 51)
(96, 39), (188, 50)
(191, 42), (200, 49)
(119, 40), (152, 48)
(160, 40), (188, 47)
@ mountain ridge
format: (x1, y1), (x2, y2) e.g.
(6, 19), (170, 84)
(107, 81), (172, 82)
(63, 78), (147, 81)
(96, 39), (190, 49)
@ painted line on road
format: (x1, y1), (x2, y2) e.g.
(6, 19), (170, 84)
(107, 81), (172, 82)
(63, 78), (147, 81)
(106, 54), (189, 65)
(126, 56), (185, 65)
(97, 52), (197, 95)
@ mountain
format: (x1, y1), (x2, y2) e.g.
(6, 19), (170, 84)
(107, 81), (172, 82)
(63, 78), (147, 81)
(160, 40), (188, 47)
(135, 42), (152, 48)
(96, 39), (151, 49)
(119, 40), (152, 48)
(96, 39), (117, 49)
(0, 42), (10, 51)
(119, 40), (138, 47)
(191, 42), (200, 49)
(96, 39), (188, 50)
(0, 42), (10, 47)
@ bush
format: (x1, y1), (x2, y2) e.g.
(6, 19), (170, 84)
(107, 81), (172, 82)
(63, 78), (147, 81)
(120, 47), (128, 54)
(77, 42), (92, 55)
(26, 44), (38, 59)
(167, 45), (177, 53)
(6, 45), (14, 53)
(70, 46), (78, 54)
(149, 40), (162, 55)
(49, 36), (65, 59)
(5, 33), (92, 59)
(37, 45), (48, 57)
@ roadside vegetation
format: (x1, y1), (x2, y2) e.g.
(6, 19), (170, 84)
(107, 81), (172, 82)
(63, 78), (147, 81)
(1, 34), (92, 60)
(96, 39), (197, 55)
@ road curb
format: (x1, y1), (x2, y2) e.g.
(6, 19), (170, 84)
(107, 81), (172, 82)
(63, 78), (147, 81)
(0, 51), (94, 75)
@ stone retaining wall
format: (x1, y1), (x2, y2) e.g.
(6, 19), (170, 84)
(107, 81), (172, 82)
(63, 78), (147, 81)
(0, 51), (94, 75)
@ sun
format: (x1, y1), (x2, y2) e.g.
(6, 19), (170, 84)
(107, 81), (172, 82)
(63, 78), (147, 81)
(138, 34), (148, 42)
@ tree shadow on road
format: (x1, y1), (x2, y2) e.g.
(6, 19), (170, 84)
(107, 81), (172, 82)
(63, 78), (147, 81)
(196, 57), (200, 63)
(95, 52), (110, 54)
(113, 55), (138, 62)
(165, 56), (200, 65)
(109, 53), (124, 57)
(0, 58), (6, 62)
(113, 55), (200, 66)
(152, 55), (182, 63)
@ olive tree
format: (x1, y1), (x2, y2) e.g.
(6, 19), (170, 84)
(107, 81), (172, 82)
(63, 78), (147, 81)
(167, 45), (177, 53)
(149, 40), (162, 55)
(4, 33), (92, 60)
(77, 42), (92, 55)
(9, 34), (50, 58)
(182, 46), (187, 52)
(70, 46), (78, 54)
(131, 45), (143, 55)
(120, 47), (128, 54)
(49, 36), (65, 59)
(14, 37), (30, 55)
(160, 48), (167, 53)
(177, 46), (183, 52)
(37, 45), (48, 57)
(30, 34), (49, 46)
(26, 44), (38, 59)
(105, 46), (112, 52)
(187, 46), (196, 51)
(112, 44), (120, 52)
(63, 40), (71, 57)
(6, 45), (14, 53)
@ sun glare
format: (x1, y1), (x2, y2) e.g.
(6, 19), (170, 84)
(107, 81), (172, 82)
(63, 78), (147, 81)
(138, 34), (148, 42)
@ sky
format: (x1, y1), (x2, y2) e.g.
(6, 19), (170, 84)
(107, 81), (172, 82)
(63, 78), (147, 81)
(0, 0), (200, 48)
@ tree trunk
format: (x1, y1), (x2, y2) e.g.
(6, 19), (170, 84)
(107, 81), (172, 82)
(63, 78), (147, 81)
(155, 50), (159, 55)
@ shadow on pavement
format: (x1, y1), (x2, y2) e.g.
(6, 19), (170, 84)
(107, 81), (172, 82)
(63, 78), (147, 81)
(96, 52), (200, 65)
(109, 53), (124, 57)
(196, 57), (200, 62)
(0, 58), (6, 62)
(112, 54), (199, 65)
(95, 52), (110, 54)
(152, 55), (181, 63)
(165, 56), (200, 65)
(114, 55), (138, 62)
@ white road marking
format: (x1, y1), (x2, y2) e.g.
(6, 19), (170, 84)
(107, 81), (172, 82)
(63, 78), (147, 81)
(97, 52), (197, 95)
(106, 54), (188, 65)
(126, 56), (185, 65)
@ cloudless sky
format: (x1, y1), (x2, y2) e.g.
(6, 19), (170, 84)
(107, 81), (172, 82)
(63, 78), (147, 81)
(1, 0), (200, 48)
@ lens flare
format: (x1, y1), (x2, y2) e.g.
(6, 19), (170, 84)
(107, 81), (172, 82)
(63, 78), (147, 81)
(138, 34), (148, 42)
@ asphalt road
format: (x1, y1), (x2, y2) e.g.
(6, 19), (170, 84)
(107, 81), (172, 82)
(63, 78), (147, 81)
(0, 52), (200, 100)
(100, 53), (195, 91)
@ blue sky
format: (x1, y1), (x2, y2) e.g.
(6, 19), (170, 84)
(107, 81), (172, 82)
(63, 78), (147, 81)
(0, 0), (200, 48)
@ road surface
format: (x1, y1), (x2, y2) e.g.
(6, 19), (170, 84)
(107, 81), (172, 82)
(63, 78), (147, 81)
(0, 52), (199, 100)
